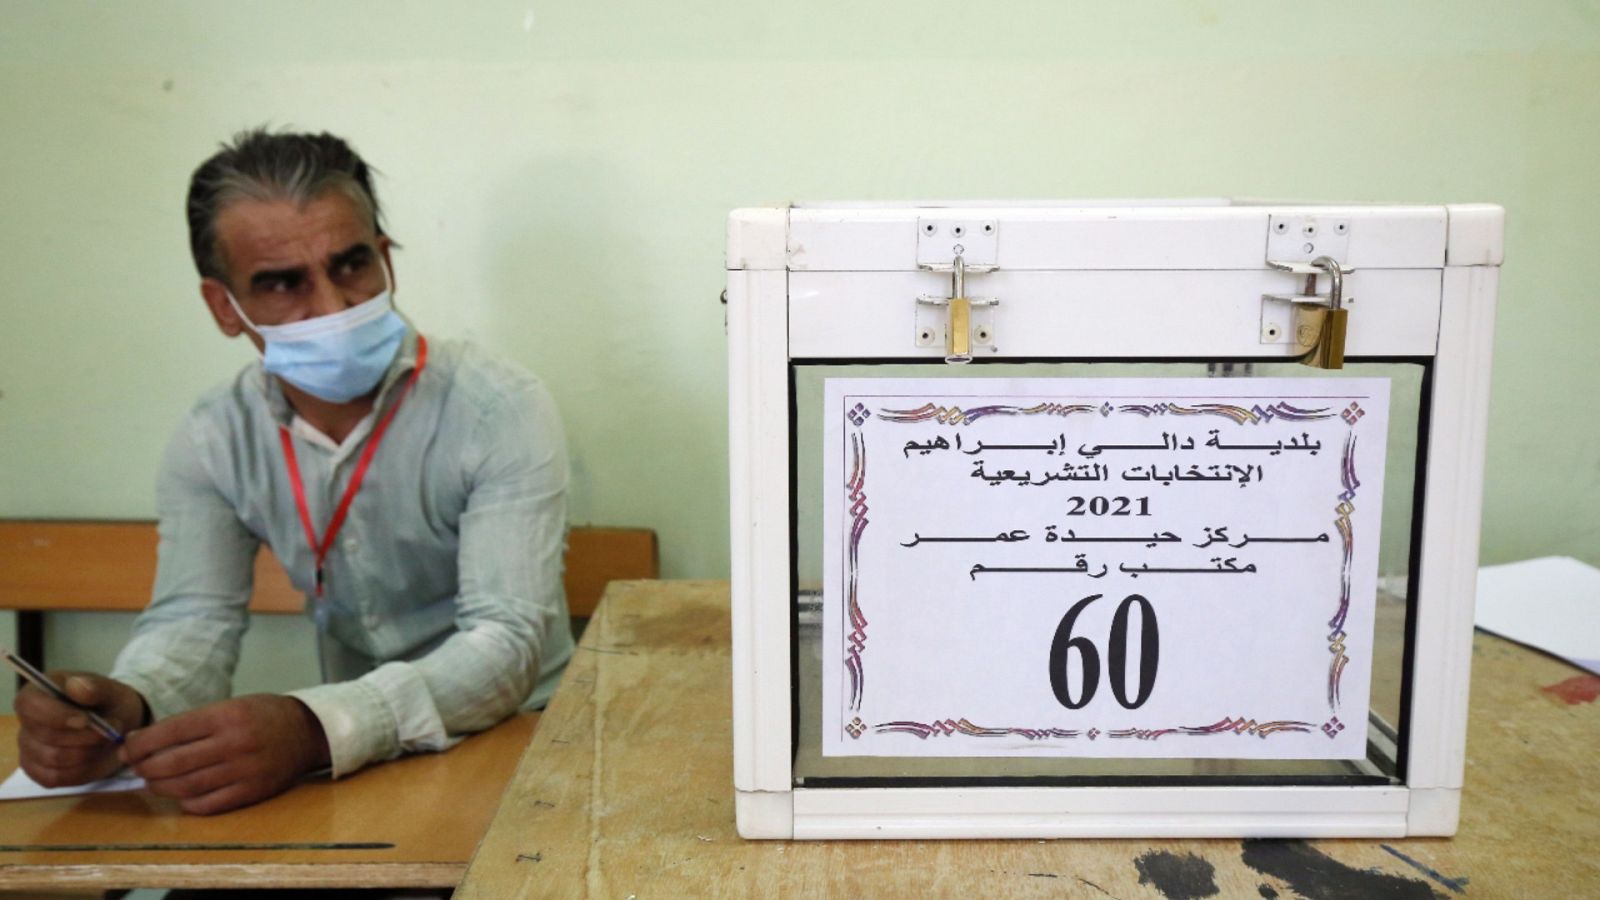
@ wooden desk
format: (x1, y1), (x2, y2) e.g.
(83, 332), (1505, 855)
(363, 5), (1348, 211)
(459, 581), (1600, 899)
(0, 713), (537, 891)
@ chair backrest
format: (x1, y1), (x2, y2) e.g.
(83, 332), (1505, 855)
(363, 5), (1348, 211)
(0, 520), (658, 618)
(0, 521), (300, 614)
(563, 526), (660, 619)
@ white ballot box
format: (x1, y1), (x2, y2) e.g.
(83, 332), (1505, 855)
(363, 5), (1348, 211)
(726, 202), (1502, 839)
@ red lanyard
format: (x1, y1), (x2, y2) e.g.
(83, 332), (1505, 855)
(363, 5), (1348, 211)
(278, 335), (428, 598)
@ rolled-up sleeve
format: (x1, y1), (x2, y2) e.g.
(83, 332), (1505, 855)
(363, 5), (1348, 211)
(291, 375), (570, 776)
(110, 418), (256, 721)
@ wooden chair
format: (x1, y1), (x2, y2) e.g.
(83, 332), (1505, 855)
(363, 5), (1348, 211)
(560, 526), (660, 633)
(0, 520), (658, 674)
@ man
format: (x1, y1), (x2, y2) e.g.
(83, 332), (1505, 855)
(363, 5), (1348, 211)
(15, 129), (575, 814)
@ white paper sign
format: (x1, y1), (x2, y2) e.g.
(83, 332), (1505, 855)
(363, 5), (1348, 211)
(821, 378), (1389, 759)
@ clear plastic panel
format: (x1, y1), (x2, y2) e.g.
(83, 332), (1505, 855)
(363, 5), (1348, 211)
(792, 360), (1424, 786)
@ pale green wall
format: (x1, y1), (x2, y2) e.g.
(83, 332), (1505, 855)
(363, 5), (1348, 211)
(3, 2), (1598, 712)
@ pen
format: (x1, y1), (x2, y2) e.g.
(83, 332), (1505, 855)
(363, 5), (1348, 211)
(1, 647), (125, 744)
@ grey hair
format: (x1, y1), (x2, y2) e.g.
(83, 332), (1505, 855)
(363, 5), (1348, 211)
(186, 128), (388, 283)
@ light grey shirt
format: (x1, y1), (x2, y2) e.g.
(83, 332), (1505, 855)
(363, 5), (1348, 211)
(111, 330), (575, 777)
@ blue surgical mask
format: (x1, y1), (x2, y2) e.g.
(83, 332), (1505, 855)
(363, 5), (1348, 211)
(227, 270), (407, 403)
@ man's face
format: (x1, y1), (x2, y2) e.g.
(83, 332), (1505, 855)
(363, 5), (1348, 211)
(200, 190), (392, 350)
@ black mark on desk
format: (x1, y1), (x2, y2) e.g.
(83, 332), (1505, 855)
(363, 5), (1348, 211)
(517, 851), (543, 863)
(1134, 850), (1219, 899)
(1379, 845), (1469, 894)
(1240, 840), (1441, 900)
(1079, 876), (1120, 898)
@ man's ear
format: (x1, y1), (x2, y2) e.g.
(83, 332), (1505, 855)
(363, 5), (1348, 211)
(378, 236), (395, 295)
(200, 278), (247, 338)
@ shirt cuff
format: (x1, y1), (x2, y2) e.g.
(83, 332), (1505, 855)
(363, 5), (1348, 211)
(288, 662), (461, 778)
(288, 679), (398, 778)
(108, 671), (187, 725)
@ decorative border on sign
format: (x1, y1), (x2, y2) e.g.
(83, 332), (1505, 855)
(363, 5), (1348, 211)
(872, 718), (1081, 740)
(844, 407), (871, 712)
(1326, 411), (1364, 709)
(865, 715), (1317, 742)
(876, 400), (1339, 427)
(840, 392), (1370, 744)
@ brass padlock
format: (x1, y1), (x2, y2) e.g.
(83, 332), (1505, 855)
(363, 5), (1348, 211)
(1295, 256), (1348, 370)
(916, 253), (999, 363)
(945, 255), (973, 364)
(947, 297), (972, 362)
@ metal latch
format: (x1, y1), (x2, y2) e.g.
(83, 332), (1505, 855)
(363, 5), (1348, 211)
(1263, 257), (1351, 369)
(917, 254), (998, 364)
(1266, 214), (1350, 264)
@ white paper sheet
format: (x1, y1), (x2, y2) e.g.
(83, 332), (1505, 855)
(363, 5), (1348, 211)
(1475, 556), (1600, 675)
(0, 765), (145, 800)
(822, 377), (1390, 760)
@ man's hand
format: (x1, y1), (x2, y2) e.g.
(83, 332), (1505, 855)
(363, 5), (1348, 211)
(15, 672), (146, 787)
(119, 694), (331, 815)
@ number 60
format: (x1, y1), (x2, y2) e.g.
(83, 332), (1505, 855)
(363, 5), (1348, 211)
(1048, 593), (1160, 710)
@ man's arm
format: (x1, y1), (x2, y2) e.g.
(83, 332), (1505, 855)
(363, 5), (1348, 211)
(108, 418), (257, 717)
(289, 370), (570, 776)
(102, 417), (335, 814)
(16, 418), (313, 803)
